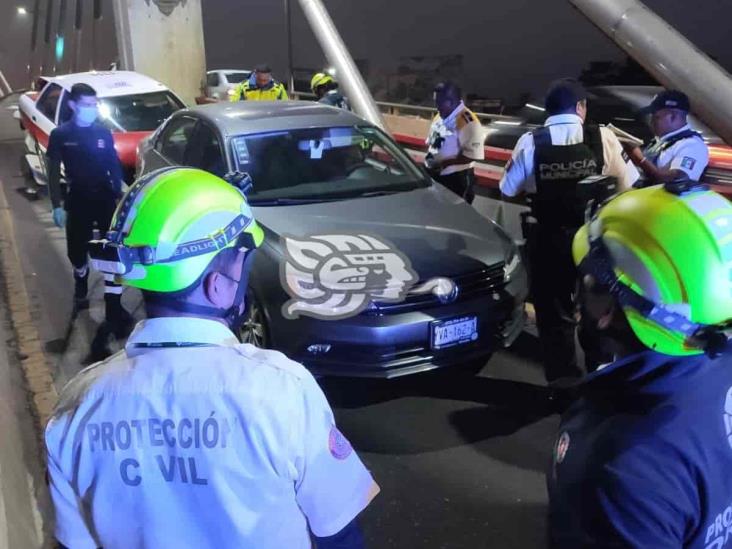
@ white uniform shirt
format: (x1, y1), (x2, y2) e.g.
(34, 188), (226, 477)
(425, 101), (486, 176)
(499, 114), (640, 197)
(45, 317), (379, 549)
(645, 124), (710, 181)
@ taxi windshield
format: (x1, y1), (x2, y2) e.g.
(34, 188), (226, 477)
(231, 126), (429, 204)
(98, 91), (185, 132)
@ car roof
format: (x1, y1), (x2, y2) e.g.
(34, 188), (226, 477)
(41, 71), (171, 98)
(208, 69), (251, 74)
(182, 100), (370, 136)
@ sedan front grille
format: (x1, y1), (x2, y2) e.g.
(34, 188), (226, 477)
(363, 263), (507, 315)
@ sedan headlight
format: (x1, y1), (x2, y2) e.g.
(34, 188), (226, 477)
(504, 244), (521, 280)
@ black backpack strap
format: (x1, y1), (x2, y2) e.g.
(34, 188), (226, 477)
(583, 124), (605, 173)
(661, 129), (704, 151)
(532, 127), (551, 174)
(532, 126), (552, 148)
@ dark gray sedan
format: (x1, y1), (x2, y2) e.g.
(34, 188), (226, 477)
(139, 101), (528, 378)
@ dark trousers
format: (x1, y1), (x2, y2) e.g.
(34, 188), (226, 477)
(435, 169), (476, 204)
(65, 193), (116, 270)
(527, 227), (583, 382)
(65, 193), (127, 326)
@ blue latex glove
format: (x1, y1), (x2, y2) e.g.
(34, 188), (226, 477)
(52, 207), (67, 228)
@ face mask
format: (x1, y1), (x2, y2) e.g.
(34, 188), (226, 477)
(75, 105), (98, 126)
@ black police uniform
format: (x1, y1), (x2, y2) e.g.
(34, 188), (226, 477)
(47, 121), (125, 323)
(525, 124), (608, 381)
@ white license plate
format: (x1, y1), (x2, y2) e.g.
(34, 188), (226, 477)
(432, 316), (478, 350)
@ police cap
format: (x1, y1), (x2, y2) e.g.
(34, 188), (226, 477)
(639, 90), (691, 115)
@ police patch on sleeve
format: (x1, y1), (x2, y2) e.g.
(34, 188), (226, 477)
(681, 156), (696, 170)
(328, 426), (353, 460)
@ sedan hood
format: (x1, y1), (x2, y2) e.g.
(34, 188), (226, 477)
(253, 184), (511, 281)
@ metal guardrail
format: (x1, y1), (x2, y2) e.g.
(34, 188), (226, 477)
(373, 100), (518, 123)
(290, 90), (520, 124)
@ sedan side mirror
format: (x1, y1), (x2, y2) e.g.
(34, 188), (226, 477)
(224, 171), (254, 195)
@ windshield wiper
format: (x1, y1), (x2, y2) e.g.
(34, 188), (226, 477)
(327, 189), (416, 200)
(249, 197), (344, 206)
(249, 190), (413, 206)
(358, 190), (407, 197)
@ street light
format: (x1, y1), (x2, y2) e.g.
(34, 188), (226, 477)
(17, 6), (29, 15)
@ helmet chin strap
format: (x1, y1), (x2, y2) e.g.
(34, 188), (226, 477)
(223, 269), (250, 331)
(581, 232), (731, 358)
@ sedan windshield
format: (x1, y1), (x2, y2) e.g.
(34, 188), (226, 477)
(231, 126), (429, 204)
(99, 91), (184, 132)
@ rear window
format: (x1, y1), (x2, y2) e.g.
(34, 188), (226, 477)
(225, 72), (251, 84)
(98, 91), (185, 132)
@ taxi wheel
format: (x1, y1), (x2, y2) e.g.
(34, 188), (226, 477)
(239, 292), (269, 348)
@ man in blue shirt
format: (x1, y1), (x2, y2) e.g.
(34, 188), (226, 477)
(47, 83), (131, 358)
(548, 182), (732, 548)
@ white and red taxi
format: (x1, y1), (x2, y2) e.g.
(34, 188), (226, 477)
(19, 70), (185, 183)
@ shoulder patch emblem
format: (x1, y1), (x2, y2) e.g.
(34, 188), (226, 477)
(555, 431), (570, 464)
(329, 426), (353, 460)
(681, 156), (696, 170)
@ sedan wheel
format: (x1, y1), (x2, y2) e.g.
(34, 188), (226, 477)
(239, 295), (268, 348)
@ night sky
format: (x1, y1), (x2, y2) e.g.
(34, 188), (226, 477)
(2, 0), (731, 104)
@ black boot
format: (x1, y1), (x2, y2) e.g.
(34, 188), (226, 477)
(73, 270), (89, 311)
(84, 322), (113, 364)
(105, 293), (134, 339)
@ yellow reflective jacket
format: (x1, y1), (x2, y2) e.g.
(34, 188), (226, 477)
(230, 80), (289, 102)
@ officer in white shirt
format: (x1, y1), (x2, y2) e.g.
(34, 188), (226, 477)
(623, 90), (709, 186)
(425, 81), (485, 204)
(45, 167), (379, 549)
(499, 79), (640, 383)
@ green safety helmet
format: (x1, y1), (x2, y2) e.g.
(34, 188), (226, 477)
(311, 72), (334, 93)
(89, 167), (264, 294)
(573, 183), (732, 356)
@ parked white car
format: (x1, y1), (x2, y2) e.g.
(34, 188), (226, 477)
(204, 69), (252, 101)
